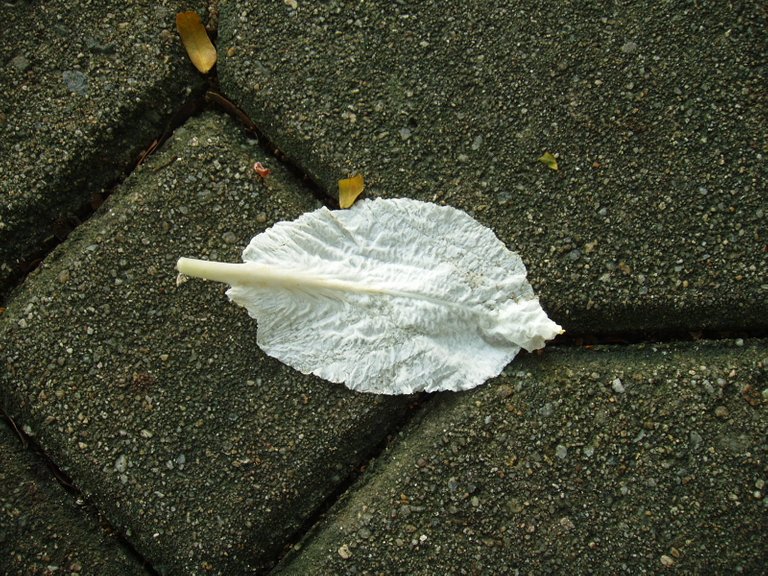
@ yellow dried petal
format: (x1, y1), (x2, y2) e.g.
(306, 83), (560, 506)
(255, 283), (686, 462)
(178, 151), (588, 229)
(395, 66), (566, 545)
(176, 12), (217, 74)
(338, 174), (365, 208)
(538, 152), (559, 171)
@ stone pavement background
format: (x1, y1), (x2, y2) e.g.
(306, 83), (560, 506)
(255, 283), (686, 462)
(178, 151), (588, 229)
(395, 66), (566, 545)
(0, 0), (208, 298)
(2, 111), (413, 574)
(1, 1), (766, 575)
(219, 0), (767, 334)
(274, 341), (767, 575)
(1, 420), (148, 575)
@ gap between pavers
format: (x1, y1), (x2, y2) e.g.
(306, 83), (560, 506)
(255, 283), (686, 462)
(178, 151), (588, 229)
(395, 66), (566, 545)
(1, 112), (414, 575)
(0, 0), (208, 297)
(273, 340), (768, 575)
(0, 421), (151, 576)
(217, 1), (767, 336)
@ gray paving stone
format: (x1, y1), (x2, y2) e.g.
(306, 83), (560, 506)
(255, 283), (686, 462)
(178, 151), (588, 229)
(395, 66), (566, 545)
(0, 0), (207, 295)
(3, 2), (766, 575)
(274, 340), (768, 575)
(1, 112), (412, 575)
(0, 421), (150, 576)
(218, 1), (767, 334)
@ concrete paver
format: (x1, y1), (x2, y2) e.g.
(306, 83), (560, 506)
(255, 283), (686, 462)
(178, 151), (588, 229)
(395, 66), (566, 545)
(1, 112), (412, 574)
(0, 421), (149, 576)
(1, 2), (766, 574)
(275, 341), (768, 575)
(218, 1), (767, 334)
(0, 0), (207, 296)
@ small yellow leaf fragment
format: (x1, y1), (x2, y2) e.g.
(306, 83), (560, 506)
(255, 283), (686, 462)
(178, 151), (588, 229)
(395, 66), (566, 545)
(538, 152), (559, 171)
(338, 174), (365, 208)
(176, 12), (217, 74)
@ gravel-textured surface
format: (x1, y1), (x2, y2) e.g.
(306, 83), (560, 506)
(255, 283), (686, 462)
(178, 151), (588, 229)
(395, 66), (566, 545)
(1, 112), (413, 575)
(2, 2), (766, 574)
(275, 340), (768, 576)
(0, 421), (149, 576)
(218, 1), (767, 335)
(0, 0), (207, 295)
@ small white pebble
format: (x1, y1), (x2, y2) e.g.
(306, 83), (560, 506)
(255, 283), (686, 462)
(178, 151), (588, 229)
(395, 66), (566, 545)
(338, 544), (352, 559)
(115, 454), (128, 473)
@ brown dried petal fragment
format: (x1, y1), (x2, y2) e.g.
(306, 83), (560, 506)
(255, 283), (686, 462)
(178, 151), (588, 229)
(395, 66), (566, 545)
(176, 12), (217, 74)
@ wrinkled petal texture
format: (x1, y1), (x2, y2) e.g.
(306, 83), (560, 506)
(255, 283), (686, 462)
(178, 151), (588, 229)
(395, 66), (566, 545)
(227, 198), (561, 394)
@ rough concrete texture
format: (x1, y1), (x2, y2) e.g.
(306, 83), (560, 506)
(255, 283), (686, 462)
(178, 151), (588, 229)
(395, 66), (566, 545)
(218, 1), (767, 334)
(1, 2), (766, 575)
(0, 0), (207, 295)
(275, 341), (768, 576)
(0, 421), (150, 576)
(1, 112), (413, 575)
